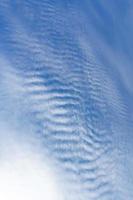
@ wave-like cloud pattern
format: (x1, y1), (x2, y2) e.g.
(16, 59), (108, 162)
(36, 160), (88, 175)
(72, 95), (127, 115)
(0, 1), (133, 200)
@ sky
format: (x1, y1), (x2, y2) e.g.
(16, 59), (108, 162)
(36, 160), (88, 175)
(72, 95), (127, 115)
(0, 1), (133, 200)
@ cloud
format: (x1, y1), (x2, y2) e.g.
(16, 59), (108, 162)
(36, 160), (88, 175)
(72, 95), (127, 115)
(0, 124), (64, 200)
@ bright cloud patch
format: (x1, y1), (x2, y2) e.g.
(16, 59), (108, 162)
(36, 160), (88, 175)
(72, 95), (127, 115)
(0, 138), (63, 200)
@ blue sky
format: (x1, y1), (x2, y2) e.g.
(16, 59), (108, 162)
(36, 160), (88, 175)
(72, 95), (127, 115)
(0, 1), (133, 200)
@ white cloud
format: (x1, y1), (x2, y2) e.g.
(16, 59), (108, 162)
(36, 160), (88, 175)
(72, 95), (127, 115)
(0, 125), (64, 200)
